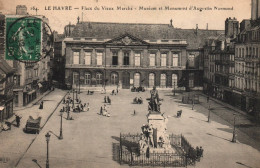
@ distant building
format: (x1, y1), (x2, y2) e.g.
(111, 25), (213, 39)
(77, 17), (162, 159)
(58, 21), (223, 90)
(0, 59), (14, 122)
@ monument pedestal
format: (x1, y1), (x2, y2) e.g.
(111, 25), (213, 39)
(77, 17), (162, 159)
(147, 112), (175, 153)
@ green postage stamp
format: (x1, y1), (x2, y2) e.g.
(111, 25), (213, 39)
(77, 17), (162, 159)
(5, 17), (42, 61)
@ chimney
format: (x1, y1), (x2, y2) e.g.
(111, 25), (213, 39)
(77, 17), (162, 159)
(195, 24), (198, 35)
(170, 19), (173, 27)
(77, 16), (80, 24)
(206, 23), (208, 30)
(16, 5), (27, 15)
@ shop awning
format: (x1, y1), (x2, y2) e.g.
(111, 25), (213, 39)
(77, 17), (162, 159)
(0, 106), (5, 111)
(28, 90), (36, 95)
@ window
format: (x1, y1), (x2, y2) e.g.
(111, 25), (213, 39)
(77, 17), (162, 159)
(189, 73), (194, 88)
(84, 72), (91, 85)
(73, 51), (79, 64)
(112, 51), (118, 65)
(96, 73), (103, 85)
(85, 52), (91, 65)
(96, 52), (103, 66)
(160, 74), (166, 88)
(73, 72), (79, 84)
(149, 73), (155, 88)
(134, 53), (141, 66)
(149, 53), (155, 66)
(172, 74), (178, 87)
(188, 54), (195, 67)
(111, 73), (118, 85)
(161, 54), (167, 66)
(172, 54), (178, 66)
(123, 52), (130, 65)
(134, 73), (140, 87)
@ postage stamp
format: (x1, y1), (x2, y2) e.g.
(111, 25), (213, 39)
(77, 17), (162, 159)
(5, 17), (42, 61)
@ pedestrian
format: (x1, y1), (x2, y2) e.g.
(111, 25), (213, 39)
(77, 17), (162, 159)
(134, 110), (136, 115)
(192, 100), (194, 110)
(87, 103), (90, 111)
(112, 90), (115, 95)
(207, 96), (209, 103)
(39, 101), (43, 109)
(63, 98), (65, 104)
(104, 96), (107, 103)
(15, 115), (21, 127)
(100, 106), (103, 115)
(88, 90), (90, 95)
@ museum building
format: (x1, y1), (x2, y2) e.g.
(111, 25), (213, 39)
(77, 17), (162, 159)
(62, 20), (223, 90)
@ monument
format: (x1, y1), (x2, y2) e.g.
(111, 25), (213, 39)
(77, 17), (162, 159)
(139, 86), (176, 154)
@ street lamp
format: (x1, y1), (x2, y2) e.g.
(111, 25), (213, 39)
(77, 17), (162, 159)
(173, 81), (176, 96)
(72, 89), (75, 108)
(45, 132), (51, 168)
(208, 103), (211, 122)
(66, 104), (70, 120)
(59, 110), (63, 140)
(232, 113), (237, 143)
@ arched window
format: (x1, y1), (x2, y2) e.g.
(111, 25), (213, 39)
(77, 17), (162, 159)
(134, 73), (140, 87)
(149, 73), (155, 88)
(111, 72), (118, 85)
(96, 72), (103, 85)
(84, 72), (91, 85)
(172, 74), (178, 87)
(160, 74), (166, 88)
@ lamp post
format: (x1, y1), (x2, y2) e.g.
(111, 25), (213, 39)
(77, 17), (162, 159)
(45, 132), (51, 168)
(66, 103), (70, 120)
(208, 103), (211, 122)
(59, 110), (63, 140)
(232, 113), (237, 143)
(173, 81), (176, 96)
(72, 89), (74, 108)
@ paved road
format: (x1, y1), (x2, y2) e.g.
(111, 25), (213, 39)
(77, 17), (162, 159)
(13, 89), (260, 168)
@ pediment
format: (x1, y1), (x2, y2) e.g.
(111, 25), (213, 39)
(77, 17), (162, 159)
(105, 33), (149, 46)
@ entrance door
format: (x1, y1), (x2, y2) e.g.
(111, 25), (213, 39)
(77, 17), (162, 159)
(122, 72), (130, 89)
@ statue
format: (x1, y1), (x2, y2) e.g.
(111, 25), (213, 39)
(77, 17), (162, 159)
(149, 86), (161, 112)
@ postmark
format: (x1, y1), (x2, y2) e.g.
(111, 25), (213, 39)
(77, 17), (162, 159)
(5, 16), (53, 63)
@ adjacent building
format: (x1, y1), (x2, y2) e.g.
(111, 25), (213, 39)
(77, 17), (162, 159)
(0, 59), (14, 122)
(0, 5), (52, 107)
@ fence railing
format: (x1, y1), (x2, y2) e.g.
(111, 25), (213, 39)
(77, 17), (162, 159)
(119, 133), (197, 167)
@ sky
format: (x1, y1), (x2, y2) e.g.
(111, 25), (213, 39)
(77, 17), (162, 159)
(0, 0), (252, 34)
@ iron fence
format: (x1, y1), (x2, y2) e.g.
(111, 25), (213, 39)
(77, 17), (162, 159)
(119, 133), (195, 167)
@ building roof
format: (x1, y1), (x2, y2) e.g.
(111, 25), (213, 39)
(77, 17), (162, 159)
(0, 59), (14, 75)
(70, 22), (224, 50)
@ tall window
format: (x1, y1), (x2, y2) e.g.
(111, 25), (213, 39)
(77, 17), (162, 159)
(149, 73), (155, 88)
(123, 52), (130, 65)
(189, 73), (194, 88)
(96, 52), (103, 66)
(189, 54), (195, 67)
(96, 73), (103, 85)
(135, 53), (141, 66)
(85, 52), (91, 65)
(73, 72), (79, 84)
(112, 51), (118, 65)
(149, 53), (155, 66)
(172, 74), (178, 87)
(160, 74), (166, 88)
(172, 54), (178, 66)
(161, 54), (167, 66)
(134, 73), (140, 87)
(73, 51), (79, 64)
(111, 72), (118, 85)
(84, 72), (91, 85)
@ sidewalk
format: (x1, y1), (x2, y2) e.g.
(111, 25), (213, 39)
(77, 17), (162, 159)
(183, 91), (260, 151)
(0, 90), (53, 133)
